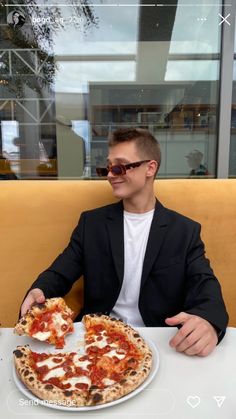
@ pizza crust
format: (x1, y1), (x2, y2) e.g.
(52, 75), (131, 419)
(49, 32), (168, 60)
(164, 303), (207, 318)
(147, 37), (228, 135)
(13, 346), (87, 407)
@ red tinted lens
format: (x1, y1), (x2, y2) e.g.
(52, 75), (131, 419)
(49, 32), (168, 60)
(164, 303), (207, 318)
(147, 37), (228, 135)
(96, 167), (108, 177)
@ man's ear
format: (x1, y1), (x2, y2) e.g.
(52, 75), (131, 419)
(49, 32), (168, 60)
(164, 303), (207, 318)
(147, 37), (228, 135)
(146, 160), (158, 178)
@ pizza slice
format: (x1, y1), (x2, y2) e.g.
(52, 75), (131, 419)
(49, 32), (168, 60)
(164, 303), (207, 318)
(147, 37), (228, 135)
(82, 314), (153, 405)
(14, 298), (74, 349)
(13, 346), (91, 407)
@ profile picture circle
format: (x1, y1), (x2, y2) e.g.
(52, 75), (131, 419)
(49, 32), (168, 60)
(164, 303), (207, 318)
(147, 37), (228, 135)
(7, 10), (25, 28)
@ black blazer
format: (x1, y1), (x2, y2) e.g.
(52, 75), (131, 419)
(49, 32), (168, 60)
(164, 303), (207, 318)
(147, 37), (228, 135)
(29, 200), (228, 340)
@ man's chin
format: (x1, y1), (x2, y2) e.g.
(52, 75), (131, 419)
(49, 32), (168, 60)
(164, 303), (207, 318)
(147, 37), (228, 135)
(111, 189), (125, 199)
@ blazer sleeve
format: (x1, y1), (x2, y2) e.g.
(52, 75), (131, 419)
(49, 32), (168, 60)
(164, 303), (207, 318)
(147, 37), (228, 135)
(26, 212), (86, 298)
(183, 223), (229, 343)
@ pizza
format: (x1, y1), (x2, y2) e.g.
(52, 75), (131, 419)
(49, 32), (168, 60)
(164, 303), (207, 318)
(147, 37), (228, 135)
(13, 313), (153, 407)
(14, 298), (74, 349)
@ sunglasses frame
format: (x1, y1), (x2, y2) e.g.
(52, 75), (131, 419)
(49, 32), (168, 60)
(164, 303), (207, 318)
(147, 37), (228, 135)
(96, 160), (151, 177)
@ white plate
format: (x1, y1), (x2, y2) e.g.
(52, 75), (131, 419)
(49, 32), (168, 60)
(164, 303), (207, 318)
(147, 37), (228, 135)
(13, 322), (159, 411)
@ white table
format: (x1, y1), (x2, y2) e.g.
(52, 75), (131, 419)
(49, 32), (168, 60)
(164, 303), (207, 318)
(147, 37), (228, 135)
(0, 327), (235, 419)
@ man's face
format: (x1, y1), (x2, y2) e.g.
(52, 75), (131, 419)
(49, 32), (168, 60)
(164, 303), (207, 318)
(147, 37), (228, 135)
(107, 141), (152, 200)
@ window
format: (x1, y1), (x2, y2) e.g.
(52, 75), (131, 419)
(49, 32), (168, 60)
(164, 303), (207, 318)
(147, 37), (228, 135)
(0, 1), (224, 179)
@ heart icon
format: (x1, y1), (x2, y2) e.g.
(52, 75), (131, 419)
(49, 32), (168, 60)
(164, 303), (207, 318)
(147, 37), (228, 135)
(186, 396), (201, 408)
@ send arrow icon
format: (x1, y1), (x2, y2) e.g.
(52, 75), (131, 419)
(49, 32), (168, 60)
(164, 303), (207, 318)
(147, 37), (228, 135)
(213, 396), (226, 408)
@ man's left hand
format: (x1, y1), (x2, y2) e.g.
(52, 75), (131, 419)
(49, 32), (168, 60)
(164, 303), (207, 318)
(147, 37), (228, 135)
(165, 312), (218, 357)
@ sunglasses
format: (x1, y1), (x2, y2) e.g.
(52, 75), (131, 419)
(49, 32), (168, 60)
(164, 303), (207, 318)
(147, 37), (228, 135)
(96, 160), (151, 177)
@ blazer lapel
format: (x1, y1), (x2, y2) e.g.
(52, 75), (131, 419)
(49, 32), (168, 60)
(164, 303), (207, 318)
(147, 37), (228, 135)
(106, 201), (124, 284)
(140, 200), (169, 290)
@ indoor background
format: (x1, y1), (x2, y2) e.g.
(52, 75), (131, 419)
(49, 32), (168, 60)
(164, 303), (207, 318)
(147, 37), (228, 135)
(0, 0), (235, 179)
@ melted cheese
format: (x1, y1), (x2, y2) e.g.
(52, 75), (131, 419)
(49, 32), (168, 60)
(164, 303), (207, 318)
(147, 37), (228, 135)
(105, 349), (126, 359)
(51, 312), (68, 337)
(43, 367), (65, 381)
(86, 337), (108, 349)
(36, 357), (63, 369)
(86, 333), (118, 350)
(63, 376), (91, 390)
(32, 331), (51, 341)
(102, 378), (116, 386)
(73, 355), (91, 370)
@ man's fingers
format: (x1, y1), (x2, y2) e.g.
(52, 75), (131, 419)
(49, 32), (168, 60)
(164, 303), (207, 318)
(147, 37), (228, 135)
(168, 315), (218, 357)
(197, 343), (215, 357)
(20, 288), (45, 317)
(175, 328), (208, 354)
(165, 312), (191, 326)
(169, 316), (199, 348)
(184, 335), (210, 356)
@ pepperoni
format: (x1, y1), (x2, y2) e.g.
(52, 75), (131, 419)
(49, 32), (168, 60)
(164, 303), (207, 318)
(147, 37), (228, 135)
(79, 355), (89, 362)
(74, 367), (88, 376)
(63, 364), (73, 374)
(112, 357), (120, 364)
(93, 324), (105, 333)
(52, 357), (63, 363)
(55, 336), (65, 349)
(86, 339), (95, 345)
(31, 352), (48, 363)
(61, 324), (68, 332)
(120, 341), (130, 350)
(110, 372), (122, 382)
(35, 365), (49, 375)
(90, 367), (107, 385)
(45, 377), (70, 390)
(88, 346), (99, 353)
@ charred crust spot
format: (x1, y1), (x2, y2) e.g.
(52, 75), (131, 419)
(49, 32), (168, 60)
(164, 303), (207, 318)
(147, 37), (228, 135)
(133, 333), (139, 338)
(130, 370), (137, 376)
(64, 391), (73, 397)
(13, 349), (23, 358)
(29, 376), (34, 382)
(24, 370), (29, 376)
(92, 393), (103, 403)
(143, 368), (147, 373)
(20, 320), (27, 325)
(110, 318), (117, 321)
(33, 303), (46, 310)
(127, 358), (135, 364)
(45, 385), (53, 390)
(120, 379), (127, 384)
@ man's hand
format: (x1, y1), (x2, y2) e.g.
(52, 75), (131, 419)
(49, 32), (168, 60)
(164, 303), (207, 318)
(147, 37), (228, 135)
(20, 288), (45, 317)
(165, 312), (218, 357)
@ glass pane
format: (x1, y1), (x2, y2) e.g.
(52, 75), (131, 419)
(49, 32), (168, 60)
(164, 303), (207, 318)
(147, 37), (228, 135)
(0, 0), (222, 179)
(229, 15), (236, 178)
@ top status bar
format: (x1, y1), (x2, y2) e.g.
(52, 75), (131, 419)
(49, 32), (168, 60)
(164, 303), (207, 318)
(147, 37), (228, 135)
(4, 3), (230, 7)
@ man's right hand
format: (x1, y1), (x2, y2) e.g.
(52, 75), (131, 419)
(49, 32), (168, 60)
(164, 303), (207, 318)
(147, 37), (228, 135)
(20, 288), (46, 317)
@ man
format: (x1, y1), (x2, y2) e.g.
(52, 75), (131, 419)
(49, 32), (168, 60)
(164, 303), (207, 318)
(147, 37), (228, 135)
(20, 128), (228, 357)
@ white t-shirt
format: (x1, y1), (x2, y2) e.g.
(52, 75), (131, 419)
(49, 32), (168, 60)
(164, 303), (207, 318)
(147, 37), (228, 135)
(110, 208), (154, 327)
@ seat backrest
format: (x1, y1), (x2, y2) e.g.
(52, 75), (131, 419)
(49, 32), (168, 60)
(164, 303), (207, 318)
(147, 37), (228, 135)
(0, 179), (235, 327)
